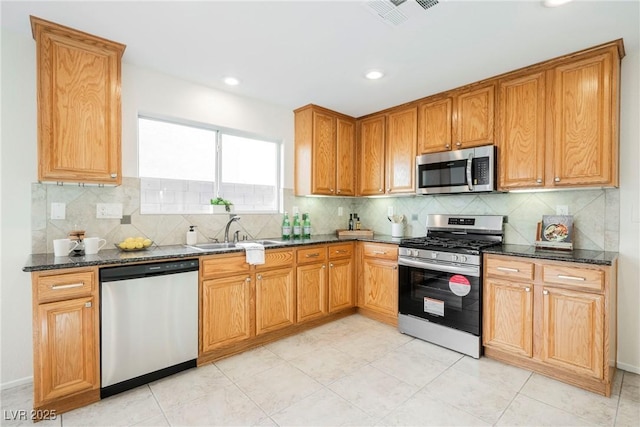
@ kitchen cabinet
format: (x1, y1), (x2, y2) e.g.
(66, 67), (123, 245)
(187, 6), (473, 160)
(294, 104), (356, 196)
(30, 16), (126, 185)
(497, 40), (623, 190)
(483, 253), (617, 396)
(357, 242), (398, 325)
(255, 267), (296, 334)
(417, 84), (494, 154)
(31, 268), (100, 417)
(296, 245), (328, 323)
(358, 106), (417, 195)
(328, 243), (355, 313)
(497, 71), (546, 189)
(201, 254), (253, 352)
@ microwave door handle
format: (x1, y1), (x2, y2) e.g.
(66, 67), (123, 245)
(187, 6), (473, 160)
(466, 154), (474, 191)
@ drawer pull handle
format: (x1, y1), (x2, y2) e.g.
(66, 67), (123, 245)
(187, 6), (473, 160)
(497, 267), (519, 273)
(305, 253), (320, 258)
(335, 250), (347, 254)
(557, 274), (586, 281)
(525, 287), (531, 292)
(373, 251), (387, 255)
(51, 282), (84, 290)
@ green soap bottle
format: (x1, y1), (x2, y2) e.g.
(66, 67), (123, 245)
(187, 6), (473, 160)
(282, 212), (291, 240)
(293, 213), (301, 239)
(303, 213), (311, 239)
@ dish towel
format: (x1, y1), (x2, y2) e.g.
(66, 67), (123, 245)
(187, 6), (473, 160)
(235, 242), (265, 265)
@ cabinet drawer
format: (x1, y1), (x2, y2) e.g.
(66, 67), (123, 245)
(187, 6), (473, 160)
(201, 254), (250, 278)
(486, 257), (535, 281)
(543, 265), (604, 291)
(328, 243), (353, 260)
(257, 249), (294, 271)
(36, 270), (95, 302)
(362, 243), (398, 261)
(296, 246), (327, 265)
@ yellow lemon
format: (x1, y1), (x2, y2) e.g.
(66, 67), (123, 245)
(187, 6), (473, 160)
(136, 236), (145, 242)
(125, 237), (134, 243)
(143, 239), (152, 247)
(118, 242), (127, 249)
(125, 242), (136, 250)
(135, 241), (143, 249)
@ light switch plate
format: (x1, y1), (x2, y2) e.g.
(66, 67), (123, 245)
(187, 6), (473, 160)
(51, 202), (65, 220)
(338, 207), (344, 216)
(97, 203), (123, 219)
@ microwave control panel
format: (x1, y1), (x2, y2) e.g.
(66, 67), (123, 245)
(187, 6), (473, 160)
(472, 158), (491, 185)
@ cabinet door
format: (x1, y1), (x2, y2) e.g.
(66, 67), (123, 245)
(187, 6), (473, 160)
(483, 279), (533, 357)
(201, 275), (253, 352)
(549, 50), (618, 187)
(256, 267), (295, 334)
(358, 115), (386, 195)
(454, 84), (495, 149)
(32, 17), (124, 185)
(361, 258), (398, 317)
(311, 110), (337, 195)
(336, 117), (356, 196)
(386, 107), (417, 194)
(296, 263), (327, 323)
(35, 296), (99, 403)
(418, 97), (453, 154)
(329, 258), (354, 313)
(498, 72), (546, 189)
(542, 286), (604, 379)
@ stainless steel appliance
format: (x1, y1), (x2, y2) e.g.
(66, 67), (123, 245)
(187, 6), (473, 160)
(100, 259), (199, 398)
(398, 214), (504, 358)
(416, 145), (496, 195)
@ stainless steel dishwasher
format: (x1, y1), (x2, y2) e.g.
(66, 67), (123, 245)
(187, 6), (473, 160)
(99, 259), (199, 398)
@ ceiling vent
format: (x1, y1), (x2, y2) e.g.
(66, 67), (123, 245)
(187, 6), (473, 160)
(364, 0), (439, 26)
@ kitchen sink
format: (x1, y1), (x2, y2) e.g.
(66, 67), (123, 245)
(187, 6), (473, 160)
(185, 240), (286, 251)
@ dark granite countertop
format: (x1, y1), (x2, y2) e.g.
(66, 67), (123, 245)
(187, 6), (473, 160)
(23, 234), (402, 272)
(484, 244), (618, 266)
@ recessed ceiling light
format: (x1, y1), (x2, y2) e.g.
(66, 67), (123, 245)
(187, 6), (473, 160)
(365, 70), (384, 80)
(223, 77), (240, 86)
(542, 0), (573, 7)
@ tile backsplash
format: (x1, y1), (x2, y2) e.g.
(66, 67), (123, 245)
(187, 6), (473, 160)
(31, 177), (619, 254)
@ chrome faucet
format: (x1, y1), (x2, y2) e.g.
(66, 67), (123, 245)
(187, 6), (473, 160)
(224, 215), (241, 243)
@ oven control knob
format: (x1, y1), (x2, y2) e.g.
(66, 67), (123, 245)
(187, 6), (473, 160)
(431, 252), (437, 259)
(460, 256), (467, 262)
(451, 255), (458, 261)
(412, 249), (419, 257)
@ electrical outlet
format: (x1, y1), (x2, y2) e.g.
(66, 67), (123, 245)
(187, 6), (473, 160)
(411, 213), (418, 221)
(338, 207), (344, 216)
(97, 203), (123, 219)
(387, 206), (394, 217)
(51, 202), (65, 220)
(556, 205), (569, 215)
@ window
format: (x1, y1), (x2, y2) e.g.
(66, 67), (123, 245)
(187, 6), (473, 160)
(138, 116), (281, 214)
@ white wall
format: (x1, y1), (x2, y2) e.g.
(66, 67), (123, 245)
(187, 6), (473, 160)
(1, 24), (639, 389)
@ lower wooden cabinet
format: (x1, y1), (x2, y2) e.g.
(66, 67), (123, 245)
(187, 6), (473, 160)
(31, 267), (100, 416)
(357, 242), (398, 325)
(328, 257), (354, 312)
(483, 253), (617, 396)
(255, 267), (295, 334)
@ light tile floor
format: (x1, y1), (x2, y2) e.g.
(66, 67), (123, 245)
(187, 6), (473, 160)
(2, 314), (639, 426)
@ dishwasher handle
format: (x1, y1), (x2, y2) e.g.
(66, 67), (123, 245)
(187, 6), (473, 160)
(100, 259), (199, 282)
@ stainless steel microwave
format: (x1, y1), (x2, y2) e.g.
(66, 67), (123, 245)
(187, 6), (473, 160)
(416, 145), (496, 195)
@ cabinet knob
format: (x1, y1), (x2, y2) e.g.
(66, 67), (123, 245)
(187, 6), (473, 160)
(525, 287), (531, 292)
(456, 141), (462, 147)
(85, 301), (92, 308)
(329, 263), (334, 268)
(246, 277), (251, 282)
(257, 274), (262, 280)
(543, 289), (549, 295)
(554, 177), (560, 182)
(322, 264), (326, 269)
(386, 188), (390, 193)
(110, 173), (117, 179)
(336, 189), (341, 194)
(536, 178), (543, 184)
(378, 188), (383, 192)
(445, 144), (450, 149)
(330, 188), (334, 193)
(393, 265), (398, 270)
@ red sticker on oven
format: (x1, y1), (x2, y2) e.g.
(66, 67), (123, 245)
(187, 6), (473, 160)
(424, 297), (444, 316)
(449, 274), (471, 297)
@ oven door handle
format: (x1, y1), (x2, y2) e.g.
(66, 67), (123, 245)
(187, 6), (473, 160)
(398, 257), (480, 277)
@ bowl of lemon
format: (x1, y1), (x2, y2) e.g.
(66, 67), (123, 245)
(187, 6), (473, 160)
(116, 236), (154, 252)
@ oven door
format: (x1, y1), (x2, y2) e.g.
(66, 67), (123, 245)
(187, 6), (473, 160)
(398, 256), (481, 336)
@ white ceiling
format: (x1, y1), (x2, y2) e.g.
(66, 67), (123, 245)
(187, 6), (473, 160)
(2, 0), (639, 117)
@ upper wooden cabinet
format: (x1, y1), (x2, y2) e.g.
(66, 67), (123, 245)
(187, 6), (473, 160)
(497, 40), (623, 190)
(548, 46), (621, 187)
(294, 105), (356, 196)
(418, 84), (494, 154)
(358, 106), (417, 196)
(31, 16), (126, 185)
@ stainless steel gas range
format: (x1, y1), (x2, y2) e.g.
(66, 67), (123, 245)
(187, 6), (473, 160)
(398, 214), (504, 358)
